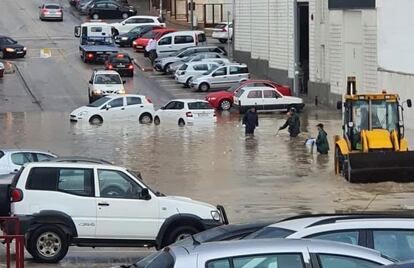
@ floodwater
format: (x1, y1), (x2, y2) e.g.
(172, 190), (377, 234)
(1, 107), (414, 223)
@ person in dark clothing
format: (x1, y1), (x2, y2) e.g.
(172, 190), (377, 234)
(279, 107), (300, 137)
(315, 123), (329, 154)
(242, 107), (259, 136)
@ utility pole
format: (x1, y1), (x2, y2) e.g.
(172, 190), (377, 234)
(190, 0), (194, 30)
(231, 0), (235, 59)
(159, 0), (163, 20)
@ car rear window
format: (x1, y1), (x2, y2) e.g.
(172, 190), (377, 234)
(188, 102), (212, 110)
(215, 24), (227, 29)
(235, 89), (245, 98)
(245, 227), (294, 239)
(45, 4), (60, 9)
(135, 250), (175, 268)
(111, 57), (131, 64)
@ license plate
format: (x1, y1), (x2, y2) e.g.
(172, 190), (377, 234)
(118, 64), (125, 67)
(96, 52), (103, 54)
(198, 113), (209, 117)
(115, 40), (120, 43)
(16, 51), (23, 54)
(137, 46), (143, 48)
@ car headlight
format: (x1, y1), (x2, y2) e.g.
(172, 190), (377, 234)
(93, 89), (102, 94)
(23, 47), (27, 51)
(211, 210), (221, 221)
(5, 48), (15, 52)
(78, 111), (88, 116)
(118, 89), (125, 94)
(121, 37), (128, 40)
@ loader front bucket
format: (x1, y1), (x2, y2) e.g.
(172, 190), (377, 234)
(346, 151), (414, 182)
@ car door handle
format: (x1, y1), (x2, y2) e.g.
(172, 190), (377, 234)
(121, 108), (125, 110)
(140, 105), (144, 108)
(98, 202), (110, 206)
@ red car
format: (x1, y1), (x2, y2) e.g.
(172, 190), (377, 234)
(205, 80), (292, 110)
(132, 28), (176, 52)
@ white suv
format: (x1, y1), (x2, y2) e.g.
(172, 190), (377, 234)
(246, 213), (414, 262)
(88, 70), (125, 103)
(6, 162), (227, 263)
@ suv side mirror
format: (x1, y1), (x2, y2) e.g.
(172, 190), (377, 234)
(336, 101), (342, 110)
(160, 106), (165, 110)
(105, 104), (112, 110)
(88, 79), (93, 84)
(74, 26), (81, 38)
(123, 80), (126, 84)
(407, 99), (412, 108)
(141, 188), (151, 200)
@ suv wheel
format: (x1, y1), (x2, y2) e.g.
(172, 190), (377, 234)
(28, 225), (69, 263)
(164, 225), (199, 246)
(199, 83), (210, 92)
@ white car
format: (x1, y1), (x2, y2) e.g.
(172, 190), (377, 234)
(6, 161), (227, 262)
(88, 70), (125, 103)
(175, 62), (221, 87)
(212, 22), (233, 43)
(168, 52), (230, 74)
(0, 149), (56, 175)
(70, 94), (155, 124)
(233, 86), (304, 113)
(154, 99), (216, 126)
(111, 16), (165, 35)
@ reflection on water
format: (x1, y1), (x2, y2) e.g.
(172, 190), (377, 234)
(2, 108), (414, 222)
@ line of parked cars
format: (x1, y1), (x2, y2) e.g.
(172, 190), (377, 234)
(70, 0), (137, 19)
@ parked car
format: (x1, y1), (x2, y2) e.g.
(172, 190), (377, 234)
(133, 239), (393, 268)
(205, 80), (292, 111)
(133, 28), (176, 52)
(114, 25), (163, 47)
(3, 161), (227, 262)
(0, 36), (26, 59)
(89, 1), (137, 20)
(78, 0), (128, 14)
(212, 22), (233, 43)
(384, 262), (414, 268)
(87, 70), (125, 103)
(154, 99), (216, 126)
(246, 213), (414, 262)
(153, 46), (227, 73)
(233, 86), (304, 113)
(167, 52), (229, 74)
(0, 149), (56, 175)
(105, 53), (134, 77)
(175, 62), (221, 88)
(190, 64), (249, 92)
(156, 31), (207, 58)
(70, 94), (154, 124)
(111, 15), (165, 35)
(39, 3), (63, 21)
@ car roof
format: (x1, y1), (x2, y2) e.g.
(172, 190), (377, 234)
(0, 149), (56, 155)
(170, 99), (209, 103)
(23, 161), (117, 170)
(127, 15), (159, 19)
(162, 30), (204, 37)
(240, 86), (281, 92)
(43, 3), (62, 6)
(174, 239), (388, 264)
(44, 156), (112, 165)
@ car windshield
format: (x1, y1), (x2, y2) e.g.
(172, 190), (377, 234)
(2, 37), (17, 45)
(178, 64), (188, 71)
(188, 102), (212, 110)
(244, 227), (294, 239)
(134, 250), (174, 268)
(227, 83), (241, 93)
(130, 26), (143, 33)
(87, 96), (111, 107)
(142, 31), (157, 39)
(352, 100), (399, 132)
(94, 74), (122, 84)
(45, 4), (60, 9)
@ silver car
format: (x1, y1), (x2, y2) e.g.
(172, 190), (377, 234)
(191, 63), (250, 92)
(133, 238), (393, 268)
(167, 52), (229, 74)
(39, 3), (63, 21)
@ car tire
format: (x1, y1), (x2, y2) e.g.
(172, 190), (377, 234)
(219, 99), (232, 110)
(122, 13), (129, 19)
(199, 83), (210, 92)
(154, 116), (160, 125)
(27, 225), (69, 263)
(184, 77), (192, 88)
(89, 115), (103, 125)
(113, 29), (119, 36)
(178, 119), (185, 127)
(162, 63), (171, 74)
(219, 39), (227, 44)
(139, 113), (153, 124)
(164, 225), (200, 246)
(92, 13), (99, 20)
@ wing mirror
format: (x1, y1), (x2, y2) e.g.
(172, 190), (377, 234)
(123, 80), (126, 84)
(88, 79), (93, 84)
(160, 106), (165, 110)
(407, 99), (412, 108)
(105, 104), (112, 110)
(141, 188), (151, 200)
(74, 26), (81, 38)
(122, 22), (126, 25)
(336, 101), (342, 110)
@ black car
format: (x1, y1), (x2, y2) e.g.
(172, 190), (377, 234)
(105, 53), (134, 77)
(89, 1), (136, 20)
(0, 36), (26, 59)
(114, 25), (162, 47)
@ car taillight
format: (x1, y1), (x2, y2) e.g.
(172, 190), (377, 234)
(56, 9), (62, 13)
(186, 112), (193, 117)
(108, 64), (113, 69)
(221, 28), (227, 32)
(87, 53), (94, 59)
(42, 8), (49, 13)
(128, 64), (133, 69)
(132, 41), (137, 45)
(11, 188), (23, 202)
(146, 97), (152, 103)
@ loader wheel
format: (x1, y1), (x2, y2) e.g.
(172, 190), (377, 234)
(335, 146), (344, 175)
(343, 156), (352, 183)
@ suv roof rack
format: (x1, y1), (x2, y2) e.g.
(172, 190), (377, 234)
(43, 156), (113, 165)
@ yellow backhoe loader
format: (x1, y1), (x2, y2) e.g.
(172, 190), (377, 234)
(334, 89), (413, 182)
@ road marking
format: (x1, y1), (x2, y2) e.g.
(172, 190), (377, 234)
(40, 48), (52, 58)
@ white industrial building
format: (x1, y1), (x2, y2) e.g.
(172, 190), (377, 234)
(234, 0), (414, 127)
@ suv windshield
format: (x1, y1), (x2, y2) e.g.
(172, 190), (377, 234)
(94, 74), (121, 84)
(135, 250), (174, 268)
(87, 96), (111, 107)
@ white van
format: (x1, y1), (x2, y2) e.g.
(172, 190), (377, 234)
(156, 31), (207, 58)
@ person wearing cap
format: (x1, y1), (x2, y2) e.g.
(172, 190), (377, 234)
(242, 107), (259, 137)
(279, 107), (300, 137)
(315, 123), (329, 154)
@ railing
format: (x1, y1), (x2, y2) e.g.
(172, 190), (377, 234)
(0, 217), (24, 268)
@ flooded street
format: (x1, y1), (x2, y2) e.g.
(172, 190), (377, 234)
(3, 107), (414, 224)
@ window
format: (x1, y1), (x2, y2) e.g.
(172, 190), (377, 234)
(188, 102), (212, 110)
(57, 168), (94, 196)
(94, 74), (122, 84)
(98, 169), (143, 199)
(245, 227), (294, 239)
(193, 64), (209, 71)
(373, 230), (414, 261)
(165, 101), (184, 110)
(0, 150), (4, 159)
(207, 259), (230, 268)
(26, 167), (58, 191)
(318, 254), (381, 268)
(36, 153), (55, 162)
(308, 231), (359, 245)
(135, 250), (175, 268)
(263, 90), (280, 98)
(107, 3), (118, 9)
(158, 36), (172, 45)
(11, 153), (34, 166)
(229, 66), (248, 74)
(125, 18), (138, 24)
(127, 97), (142, 105)
(136, 18), (155, 23)
(247, 90), (262, 99)
(213, 67), (226, 76)
(198, 33), (207, 42)
(108, 98), (124, 108)
(233, 254), (303, 268)
(95, 3), (106, 8)
(174, 35), (194, 44)
(45, 4), (60, 9)
(87, 96), (111, 108)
